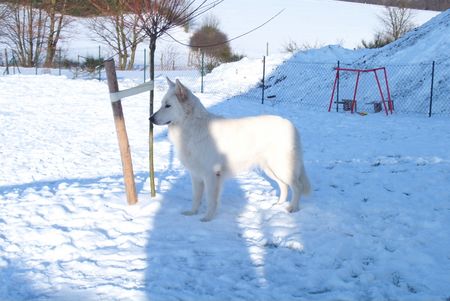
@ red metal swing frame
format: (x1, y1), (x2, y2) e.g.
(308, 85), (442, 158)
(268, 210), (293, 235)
(327, 67), (394, 115)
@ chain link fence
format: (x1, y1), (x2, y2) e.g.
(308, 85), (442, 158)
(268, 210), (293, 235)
(259, 59), (450, 117)
(0, 46), (199, 79)
(432, 62), (450, 115)
(1, 46), (449, 117)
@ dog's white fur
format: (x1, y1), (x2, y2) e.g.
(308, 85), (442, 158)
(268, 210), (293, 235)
(151, 78), (311, 221)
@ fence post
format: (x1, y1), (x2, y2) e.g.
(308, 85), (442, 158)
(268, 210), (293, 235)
(98, 45), (101, 81)
(261, 56), (266, 104)
(104, 59), (138, 205)
(76, 55), (80, 78)
(4, 49), (9, 75)
(144, 48), (147, 82)
(58, 48), (62, 76)
(201, 50), (204, 93)
(12, 53), (16, 74)
(428, 61), (435, 118)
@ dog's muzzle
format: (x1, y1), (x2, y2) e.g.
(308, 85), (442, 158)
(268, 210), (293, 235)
(150, 114), (171, 125)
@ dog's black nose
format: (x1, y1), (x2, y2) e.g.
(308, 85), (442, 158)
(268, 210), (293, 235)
(149, 115), (155, 124)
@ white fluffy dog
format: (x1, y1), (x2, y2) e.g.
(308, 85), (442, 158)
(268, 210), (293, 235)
(151, 78), (311, 221)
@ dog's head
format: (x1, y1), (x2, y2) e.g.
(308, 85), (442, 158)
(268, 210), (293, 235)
(150, 78), (195, 126)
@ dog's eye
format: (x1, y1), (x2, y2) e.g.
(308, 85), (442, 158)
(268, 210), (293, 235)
(165, 104), (171, 108)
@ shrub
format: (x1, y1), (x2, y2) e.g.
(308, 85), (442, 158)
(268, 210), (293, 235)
(82, 56), (104, 73)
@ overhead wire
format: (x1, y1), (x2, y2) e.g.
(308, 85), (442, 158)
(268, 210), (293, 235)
(102, 8), (285, 63)
(164, 9), (285, 48)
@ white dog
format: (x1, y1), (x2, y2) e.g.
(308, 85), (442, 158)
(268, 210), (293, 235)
(151, 78), (311, 221)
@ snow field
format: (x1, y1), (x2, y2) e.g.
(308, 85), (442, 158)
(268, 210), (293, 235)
(1, 73), (449, 300)
(1, 3), (449, 301)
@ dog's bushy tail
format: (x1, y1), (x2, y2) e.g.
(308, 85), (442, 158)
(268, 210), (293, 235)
(300, 165), (311, 196)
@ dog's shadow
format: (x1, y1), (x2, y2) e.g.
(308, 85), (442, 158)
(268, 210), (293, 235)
(143, 139), (261, 298)
(144, 118), (307, 300)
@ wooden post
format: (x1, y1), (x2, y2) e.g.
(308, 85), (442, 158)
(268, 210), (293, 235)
(104, 59), (138, 205)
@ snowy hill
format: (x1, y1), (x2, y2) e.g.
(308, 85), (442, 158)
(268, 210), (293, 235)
(226, 9), (450, 115)
(206, 0), (439, 58)
(358, 8), (450, 64)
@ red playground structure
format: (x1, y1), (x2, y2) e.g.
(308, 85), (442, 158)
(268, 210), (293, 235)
(328, 67), (394, 115)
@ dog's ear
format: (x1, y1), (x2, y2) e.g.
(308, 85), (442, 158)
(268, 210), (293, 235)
(166, 77), (175, 88)
(175, 79), (189, 102)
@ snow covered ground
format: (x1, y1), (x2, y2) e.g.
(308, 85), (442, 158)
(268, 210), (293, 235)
(1, 3), (450, 301)
(1, 65), (450, 301)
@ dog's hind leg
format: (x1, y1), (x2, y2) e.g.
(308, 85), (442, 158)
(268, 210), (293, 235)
(287, 179), (302, 213)
(287, 165), (311, 212)
(183, 174), (204, 216)
(201, 173), (223, 222)
(263, 166), (288, 204)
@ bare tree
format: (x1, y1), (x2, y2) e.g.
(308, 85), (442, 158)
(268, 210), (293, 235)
(379, 4), (416, 41)
(189, 15), (232, 72)
(0, 1), (48, 67)
(201, 13), (220, 28)
(159, 44), (180, 70)
(43, 0), (72, 68)
(125, 0), (223, 196)
(126, 0), (223, 87)
(0, 4), (9, 21)
(360, 3), (415, 49)
(330, 0), (450, 11)
(283, 39), (299, 53)
(282, 39), (325, 53)
(0, 0), (72, 67)
(0, 6), (8, 66)
(360, 30), (394, 49)
(89, 0), (146, 70)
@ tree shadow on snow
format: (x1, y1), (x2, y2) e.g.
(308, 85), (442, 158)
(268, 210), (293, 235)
(0, 261), (47, 300)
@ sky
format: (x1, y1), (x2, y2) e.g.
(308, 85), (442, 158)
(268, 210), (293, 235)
(63, 0), (440, 61)
(183, 0), (440, 57)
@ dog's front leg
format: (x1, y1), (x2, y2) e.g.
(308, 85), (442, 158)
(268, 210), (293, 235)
(201, 173), (223, 222)
(183, 174), (204, 216)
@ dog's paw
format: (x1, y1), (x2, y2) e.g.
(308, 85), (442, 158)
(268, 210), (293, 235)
(182, 210), (197, 216)
(286, 205), (299, 213)
(200, 216), (213, 222)
(275, 200), (286, 207)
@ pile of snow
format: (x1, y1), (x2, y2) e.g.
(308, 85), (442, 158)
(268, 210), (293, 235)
(233, 9), (450, 114)
(201, 54), (291, 97)
(291, 45), (369, 63)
